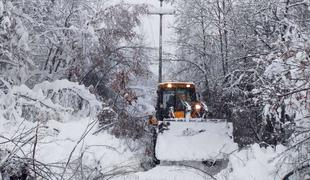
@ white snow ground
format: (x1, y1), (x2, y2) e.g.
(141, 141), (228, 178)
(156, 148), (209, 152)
(112, 144), (291, 180)
(156, 121), (238, 161)
(112, 165), (213, 180)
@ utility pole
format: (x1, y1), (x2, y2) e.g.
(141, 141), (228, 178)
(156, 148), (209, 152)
(149, 0), (174, 83)
(159, 0), (163, 83)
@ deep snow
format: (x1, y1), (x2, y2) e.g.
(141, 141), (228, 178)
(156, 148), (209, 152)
(156, 121), (238, 161)
(112, 165), (214, 180)
(113, 144), (292, 180)
(0, 80), (142, 179)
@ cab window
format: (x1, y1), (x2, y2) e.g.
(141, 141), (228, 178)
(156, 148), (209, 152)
(162, 88), (196, 110)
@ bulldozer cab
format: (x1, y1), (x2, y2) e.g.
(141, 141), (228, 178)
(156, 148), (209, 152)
(156, 82), (202, 121)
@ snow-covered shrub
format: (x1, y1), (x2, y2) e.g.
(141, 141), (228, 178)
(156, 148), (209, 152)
(0, 79), (101, 123)
(223, 32), (310, 149)
(97, 107), (118, 128)
(0, 150), (31, 180)
(216, 143), (290, 180)
(203, 85), (228, 119)
(0, 1), (32, 85)
(36, 80), (102, 117)
(222, 32), (310, 178)
(217, 143), (310, 180)
(262, 39), (310, 178)
(111, 111), (145, 140)
(222, 68), (266, 147)
(263, 44), (310, 129)
(0, 78), (10, 94)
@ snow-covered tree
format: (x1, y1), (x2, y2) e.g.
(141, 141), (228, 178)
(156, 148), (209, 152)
(0, 0), (150, 93)
(0, 1), (33, 84)
(262, 33), (310, 177)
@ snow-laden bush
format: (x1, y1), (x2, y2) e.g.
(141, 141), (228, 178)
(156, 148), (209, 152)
(216, 144), (291, 180)
(262, 39), (310, 178)
(263, 43), (310, 129)
(217, 143), (310, 180)
(0, 79), (101, 123)
(221, 28), (310, 178)
(222, 68), (266, 147)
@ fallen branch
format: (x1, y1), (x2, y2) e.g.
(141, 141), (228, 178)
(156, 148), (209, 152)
(282, 164), (310, 180)
(278, 87), (310, 97)
(60, 119), (98, 180)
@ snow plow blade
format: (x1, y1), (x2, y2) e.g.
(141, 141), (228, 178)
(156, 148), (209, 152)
(155, 120), (237, 161)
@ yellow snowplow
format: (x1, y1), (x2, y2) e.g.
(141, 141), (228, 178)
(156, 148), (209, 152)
(151, 82), (209, 123)
(147, 82), (236, 166)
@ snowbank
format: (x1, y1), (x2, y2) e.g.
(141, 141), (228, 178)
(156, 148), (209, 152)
(0, 80), (142, 179)
(36, 119), (141, 174)
(112, 165), (213, 180)
(156, 121), (238, 161)
(216, 144), (290, 180)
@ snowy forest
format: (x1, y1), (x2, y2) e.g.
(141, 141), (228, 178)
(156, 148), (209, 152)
(0, 0), (309, 179)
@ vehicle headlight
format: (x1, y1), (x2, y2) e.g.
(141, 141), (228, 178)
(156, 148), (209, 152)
(195, 104), (201, 110)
